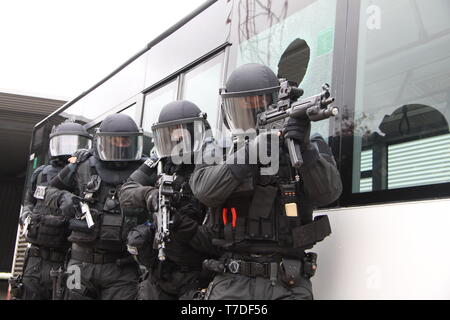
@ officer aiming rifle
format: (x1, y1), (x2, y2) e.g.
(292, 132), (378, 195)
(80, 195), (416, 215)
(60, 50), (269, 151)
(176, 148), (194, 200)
(189, 62), (343, 300)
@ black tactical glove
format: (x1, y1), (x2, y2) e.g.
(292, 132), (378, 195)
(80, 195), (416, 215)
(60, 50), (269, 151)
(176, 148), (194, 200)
(57, 191), (77, 218)
(127, 223), (155, 268)
(145, 188), (159, 213)
(70, 149), (92, 164)
(170, 211), (199, 242)
(283, 116), (311, 150)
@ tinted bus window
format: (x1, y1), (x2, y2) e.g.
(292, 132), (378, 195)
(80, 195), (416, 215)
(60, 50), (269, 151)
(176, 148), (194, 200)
(181, 53), (224, 136)
(59, 53), (147, 126)
(142, 81), (178, 154)
(228, 0), (337, 139)
(144, 0), (231, 88)
(351, 0), (450, 193)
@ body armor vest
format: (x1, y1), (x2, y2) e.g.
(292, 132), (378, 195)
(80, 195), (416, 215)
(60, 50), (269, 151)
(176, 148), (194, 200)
(67, 156), (144, 252)
(26, 163), (70, 249)
(211, 147), (331, 257)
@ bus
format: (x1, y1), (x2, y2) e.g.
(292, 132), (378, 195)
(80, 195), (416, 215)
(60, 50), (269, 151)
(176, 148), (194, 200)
(12, 0), (450, 299)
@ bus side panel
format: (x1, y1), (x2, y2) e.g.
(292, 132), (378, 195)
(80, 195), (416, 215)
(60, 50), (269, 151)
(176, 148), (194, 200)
(313, 199), (450, 299)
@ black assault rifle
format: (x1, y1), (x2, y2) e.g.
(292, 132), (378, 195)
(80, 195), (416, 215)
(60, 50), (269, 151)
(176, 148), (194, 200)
(50, 267), (66, 300)
(154, 172), (175, 261)
(256, 80), (338, 168)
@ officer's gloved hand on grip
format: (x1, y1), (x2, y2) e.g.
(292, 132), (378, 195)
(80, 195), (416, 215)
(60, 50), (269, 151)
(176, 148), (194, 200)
(57, 191), (76, 218)
(170, 211), (199, 242)
(145, 188), (159, 213)
(282, 116), (311, 150)
(70, 148), (92, 164)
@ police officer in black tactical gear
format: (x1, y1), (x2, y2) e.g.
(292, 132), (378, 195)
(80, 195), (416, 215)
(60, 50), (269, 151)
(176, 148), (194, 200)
(119, 100), (222, 300)
(13, 121), (92, 300)
(43, 114), (146, 300)
(185, 63), (343, 300)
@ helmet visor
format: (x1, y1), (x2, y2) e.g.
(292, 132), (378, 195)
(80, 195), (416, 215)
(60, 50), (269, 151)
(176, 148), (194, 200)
(221, 92), (276, 132)
(152, 121), (206, 158)
(49, 135), (92, 157)
(96, 133), (143, 161)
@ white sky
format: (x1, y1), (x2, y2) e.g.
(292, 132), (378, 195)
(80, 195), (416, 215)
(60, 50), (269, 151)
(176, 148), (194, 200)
(0, 0), (206, 101)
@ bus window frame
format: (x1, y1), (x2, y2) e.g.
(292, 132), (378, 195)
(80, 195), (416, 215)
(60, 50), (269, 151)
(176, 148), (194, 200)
(336, 0), (450, 207)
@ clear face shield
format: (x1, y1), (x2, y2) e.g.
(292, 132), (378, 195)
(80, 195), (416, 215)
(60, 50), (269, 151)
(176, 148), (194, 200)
(221, 87), (279, 133)
(95, 132), (143, 161)
(151, 119), (206, 158)
(49, 134), (92, 157)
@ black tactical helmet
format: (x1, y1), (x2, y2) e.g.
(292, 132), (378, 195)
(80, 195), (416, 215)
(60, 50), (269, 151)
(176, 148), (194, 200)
(221, 63), (280, 132)
(151, 100), (209, 158)
(49, 121), (92, 158)
(94, 113), (143, 161)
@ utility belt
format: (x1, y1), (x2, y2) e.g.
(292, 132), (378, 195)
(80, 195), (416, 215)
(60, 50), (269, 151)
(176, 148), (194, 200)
(70, 244), (134, 266)
(28, 245), (67, 263)
(153, 258), (203, 280)
(203, 252), (318, 284)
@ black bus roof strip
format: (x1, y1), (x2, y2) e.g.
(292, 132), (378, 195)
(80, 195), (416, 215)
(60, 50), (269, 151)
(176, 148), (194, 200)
(34, 0), (218, 129)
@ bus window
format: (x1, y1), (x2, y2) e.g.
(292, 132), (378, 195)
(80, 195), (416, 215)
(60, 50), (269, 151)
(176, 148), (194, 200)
(119, 104), (139, 124)
(87, 125), (99, 135)
(181, 53), (224, 137)
(351, 0), (450, 194)
(228, 0), (338, 139)
(142, 81), (178, 154)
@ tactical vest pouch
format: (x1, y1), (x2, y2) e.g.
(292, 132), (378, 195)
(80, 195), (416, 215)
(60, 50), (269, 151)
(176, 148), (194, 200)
(246, 185), (277, 239)
(280, 259), (302, 287)
(68, 218), (98, 243)
(26, 214), (40, 240)
(291, 215), (331, 249)
(37, 215), (68, 247)
(39, 215), (67, 235)
(100, 213), (123, 242)
(248, 185), (277, 219)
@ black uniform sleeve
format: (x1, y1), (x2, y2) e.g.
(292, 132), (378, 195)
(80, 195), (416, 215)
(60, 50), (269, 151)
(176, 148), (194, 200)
(298, 134), (343, 207)
(189, 224), (223, 258)
(119, 180), (157, 212)
(191, 135), (342, 209)
(189, 164), (243, 209)
(49, 163), (78, 192)
(189, 141), (252, 208)
(44, 163), (79, 210)
(20, 166), (45, 224)
(172, 209), (223, 258)
(128, 161), (159, 186)
(118, 160), (159, 211)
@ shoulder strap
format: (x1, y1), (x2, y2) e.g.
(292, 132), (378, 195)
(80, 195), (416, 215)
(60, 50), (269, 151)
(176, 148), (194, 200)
(30, 165), (46, 192)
